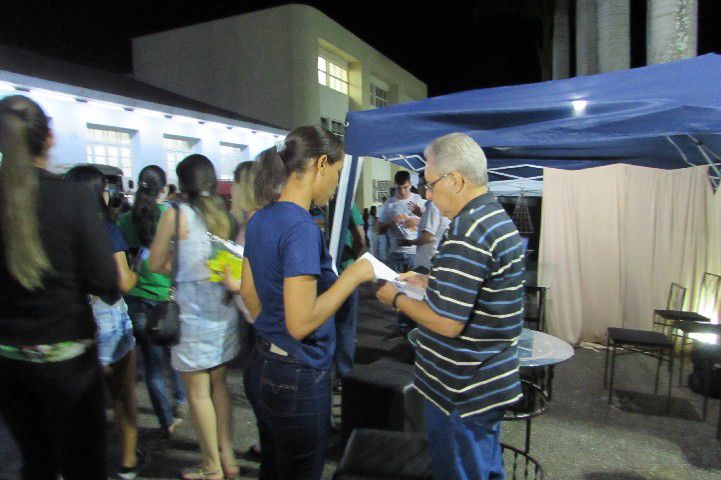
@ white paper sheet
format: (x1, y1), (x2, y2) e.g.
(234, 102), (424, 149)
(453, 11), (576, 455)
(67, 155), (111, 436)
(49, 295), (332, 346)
(396, 282), (425, 300)
(358, 252), (426, 300)
(359, 252), (399, 282)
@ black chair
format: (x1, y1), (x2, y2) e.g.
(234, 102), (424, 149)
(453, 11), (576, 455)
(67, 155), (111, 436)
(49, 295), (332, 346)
(678, 272), (721, 384)
(334, 428), (545, 480)
(523, 286), (547, 332)
(654, 273), (719, 385)
(502, 442), (546, 480)
(603, 283), (687, 409)
(697, 272), (721, 320)
(503, 370), (551, 454)
(675, 321), (721, 419)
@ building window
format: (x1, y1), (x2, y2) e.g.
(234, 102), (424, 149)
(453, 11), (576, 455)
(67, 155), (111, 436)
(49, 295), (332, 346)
(318, 56), (348, 95)
(330, 120), (345, 138)
(163, 135), (197, 183)
(318, 57), (327, 86)
(373, 179), (392, 202)
(320, 117), (329, 130)
(370, 82), (389, 108)
(86, 125), (133, 178)
(219, 142), (247, 180)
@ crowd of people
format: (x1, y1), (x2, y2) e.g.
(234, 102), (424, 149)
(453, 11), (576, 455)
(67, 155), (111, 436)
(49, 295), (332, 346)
(0, 95), (525, 480)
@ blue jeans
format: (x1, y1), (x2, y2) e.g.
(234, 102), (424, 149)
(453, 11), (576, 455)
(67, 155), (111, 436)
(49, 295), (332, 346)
(390, 252), (416, 333)
(424, 400), (505, 480)
(244, 339), (331, 480)
(126, 296), (187, 430)
(334, 288), (359, 378)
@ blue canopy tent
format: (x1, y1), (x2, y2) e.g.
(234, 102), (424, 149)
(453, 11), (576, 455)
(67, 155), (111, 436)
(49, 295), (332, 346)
(329, 54), (721, 266)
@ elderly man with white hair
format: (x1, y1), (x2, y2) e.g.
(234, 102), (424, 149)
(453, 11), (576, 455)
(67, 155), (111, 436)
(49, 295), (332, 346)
(376, 133), (525, 480)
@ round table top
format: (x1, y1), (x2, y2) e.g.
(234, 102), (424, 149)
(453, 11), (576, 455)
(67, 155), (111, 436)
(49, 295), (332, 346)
(518, 328), (574, 367)
(408, 327), (574, 368)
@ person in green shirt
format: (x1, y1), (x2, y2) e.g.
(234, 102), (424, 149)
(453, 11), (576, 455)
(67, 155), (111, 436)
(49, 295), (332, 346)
(117, 165), (187, 438)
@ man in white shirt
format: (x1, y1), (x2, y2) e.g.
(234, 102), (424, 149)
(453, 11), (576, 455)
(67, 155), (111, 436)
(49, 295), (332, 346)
(400, 173), (451, 271)
(378, 171), (424, 273)
(378, 171), (424, 334)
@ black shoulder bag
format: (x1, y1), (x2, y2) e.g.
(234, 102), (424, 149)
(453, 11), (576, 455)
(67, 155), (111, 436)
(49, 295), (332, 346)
(145, 203), (181, 346)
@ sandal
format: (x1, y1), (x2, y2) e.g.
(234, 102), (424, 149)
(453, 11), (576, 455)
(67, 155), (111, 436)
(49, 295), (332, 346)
(180, 465), (224, 480)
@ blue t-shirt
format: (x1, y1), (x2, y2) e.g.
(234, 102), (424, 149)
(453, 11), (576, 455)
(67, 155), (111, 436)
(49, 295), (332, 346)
(244, 201), (338, 370)
(105, 220), (127, 254)
(101, 220), (126, 304)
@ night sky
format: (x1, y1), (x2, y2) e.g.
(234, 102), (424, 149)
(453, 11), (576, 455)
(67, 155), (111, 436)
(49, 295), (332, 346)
(0, 1), (719, 97)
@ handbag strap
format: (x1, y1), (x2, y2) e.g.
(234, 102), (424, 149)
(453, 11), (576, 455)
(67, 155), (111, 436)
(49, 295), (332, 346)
(170, 202), (180, 290)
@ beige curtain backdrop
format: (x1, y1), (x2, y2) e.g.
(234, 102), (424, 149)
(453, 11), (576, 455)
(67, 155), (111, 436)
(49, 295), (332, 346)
(538, 164), (718, 345)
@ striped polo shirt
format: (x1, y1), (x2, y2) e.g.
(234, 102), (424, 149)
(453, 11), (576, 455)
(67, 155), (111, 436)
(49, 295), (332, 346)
(415, 191), (525, 418)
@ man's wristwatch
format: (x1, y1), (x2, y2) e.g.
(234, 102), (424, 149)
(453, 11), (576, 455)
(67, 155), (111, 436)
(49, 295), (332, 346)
(392, 292), (406, 312)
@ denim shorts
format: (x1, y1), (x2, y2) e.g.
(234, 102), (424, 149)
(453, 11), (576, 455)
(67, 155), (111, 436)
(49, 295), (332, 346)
(91, 297), (135, 367)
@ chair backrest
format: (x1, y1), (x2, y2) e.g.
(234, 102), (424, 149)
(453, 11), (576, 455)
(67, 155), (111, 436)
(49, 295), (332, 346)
(523, 286), (547, 332)
(698, 272), (721, 318)
(501, 443), (545, 479)
(667, 282), (687, 311)
(654, 283), (687, 336)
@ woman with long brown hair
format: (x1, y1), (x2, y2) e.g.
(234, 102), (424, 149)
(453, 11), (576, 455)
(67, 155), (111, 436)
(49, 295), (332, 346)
(0, 95), (117, 479)
(149, 154), (240, 480)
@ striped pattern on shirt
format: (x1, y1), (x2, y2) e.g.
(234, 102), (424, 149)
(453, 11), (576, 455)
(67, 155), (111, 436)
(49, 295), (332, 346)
(415, 192), (525, 418)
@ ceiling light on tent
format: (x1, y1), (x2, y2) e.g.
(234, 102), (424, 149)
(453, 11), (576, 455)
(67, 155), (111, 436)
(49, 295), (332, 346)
(572, 100), (588, 114)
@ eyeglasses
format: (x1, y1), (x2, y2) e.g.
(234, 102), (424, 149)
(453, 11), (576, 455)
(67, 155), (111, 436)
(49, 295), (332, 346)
(423, 173), (452, 192)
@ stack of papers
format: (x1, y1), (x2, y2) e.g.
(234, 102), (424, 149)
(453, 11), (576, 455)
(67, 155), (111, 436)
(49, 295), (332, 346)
(359, 252), (425, 300)
(207, 233), (244, 283)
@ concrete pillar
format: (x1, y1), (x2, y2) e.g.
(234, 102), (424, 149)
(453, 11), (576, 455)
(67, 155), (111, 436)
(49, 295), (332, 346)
(576, 0), (598, 75)
(552, 0), (570, 79)
(647, 0), (698, 65)
(597, 1), (630, 72)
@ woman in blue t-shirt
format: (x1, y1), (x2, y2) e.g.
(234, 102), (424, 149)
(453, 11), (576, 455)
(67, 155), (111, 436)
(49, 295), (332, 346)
(238, 126), (374, 480)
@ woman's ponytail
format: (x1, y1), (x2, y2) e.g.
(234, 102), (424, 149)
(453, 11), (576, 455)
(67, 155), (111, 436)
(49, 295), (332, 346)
(253, 126), (343, 206)
(0, 96), (51, 290)
(132, 165), (167, 246)
(194, 194), (231, 240)
(253, 147), (288, 207)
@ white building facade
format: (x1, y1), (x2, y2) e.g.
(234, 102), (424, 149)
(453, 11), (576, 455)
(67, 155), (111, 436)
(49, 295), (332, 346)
(0, 46), (286, 187)
(132, 4), (428, 209)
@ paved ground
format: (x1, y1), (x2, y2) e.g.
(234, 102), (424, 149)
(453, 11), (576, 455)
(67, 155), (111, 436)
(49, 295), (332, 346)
(3, 284), (721, 479)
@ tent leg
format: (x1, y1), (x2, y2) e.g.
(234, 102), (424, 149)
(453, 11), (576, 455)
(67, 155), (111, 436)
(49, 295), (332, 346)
(329, 155), (360, 270)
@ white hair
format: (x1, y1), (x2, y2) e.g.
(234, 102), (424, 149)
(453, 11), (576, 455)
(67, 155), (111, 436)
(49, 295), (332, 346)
(423, 133), (488, 186)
